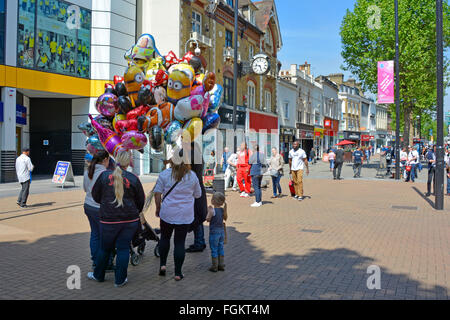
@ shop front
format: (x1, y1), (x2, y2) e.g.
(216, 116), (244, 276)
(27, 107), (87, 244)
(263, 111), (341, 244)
(343, 131), (361, 145)
(314, 127), (325, 158)
(376, 133), (387, 148)
(248, 111), (279, 160)
(323, 118), (339, 152)
(361, 134), (375, 147)
(296, 123), (314, 158)
(280, 126), (296, 163)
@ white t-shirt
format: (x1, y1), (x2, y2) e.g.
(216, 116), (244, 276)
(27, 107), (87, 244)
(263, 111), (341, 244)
(289, 148), (307, 171)
(226, 153), (238, 173)
(408, 150), (419, 164)
(154, 168), (202, 225)
(15, 154), (34, 183)
(400, 151), (408, 161)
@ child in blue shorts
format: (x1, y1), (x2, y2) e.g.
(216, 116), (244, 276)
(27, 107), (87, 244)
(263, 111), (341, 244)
(206, 192), (227, 272)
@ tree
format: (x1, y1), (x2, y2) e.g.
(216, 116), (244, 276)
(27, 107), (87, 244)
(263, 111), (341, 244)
(340, 0), (450, 147)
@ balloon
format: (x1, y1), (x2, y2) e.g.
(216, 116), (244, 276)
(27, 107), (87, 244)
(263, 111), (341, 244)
(174, 95), (207, 122)
(96, 92), (119, 117)
(124, 64), (145, 107)
(115, 82), (128, 97)
(78, 122), (95, 137)
(121, 130), (148, 150)
(149, 126), (163, 151)
(153, 86), (167, 105)
(182, 117), (203, 142)
(93, 115), (113, 131)
(125, 34), (165, 69)
(118, 96), (133, 114)
(167, 64), (195, 104)
(87, 134), (104, 150)
(145, 57), (166, 81)
(208, 84), (224, 113)
(164, 120), (183, 145)
(89, 114), (127, 157)
(126, 105), (150, 120)
(87, 143), (102, 155)
(104, 83), (117, 95)
(138, 102), (175, 132)
(115, 119), (138, 134)
(190, 85), (211, 118)
(202, 113), (221, 134)
(113, 114), (126, 133)
(136, 85), (155, 106)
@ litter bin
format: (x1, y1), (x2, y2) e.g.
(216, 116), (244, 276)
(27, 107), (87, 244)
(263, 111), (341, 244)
(212, 174), (225, 195)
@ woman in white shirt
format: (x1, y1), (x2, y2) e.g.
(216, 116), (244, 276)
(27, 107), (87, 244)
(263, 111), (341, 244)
(154, 156), (202, 281)
(224, 151), (238, 191)
(400, 147), (408, 179)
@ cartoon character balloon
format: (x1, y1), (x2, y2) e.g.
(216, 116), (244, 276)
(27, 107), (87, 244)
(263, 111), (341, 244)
(124, 64), (145, 107)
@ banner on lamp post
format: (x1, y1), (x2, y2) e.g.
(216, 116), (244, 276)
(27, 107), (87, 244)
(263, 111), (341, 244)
(377, 61), (394, 104)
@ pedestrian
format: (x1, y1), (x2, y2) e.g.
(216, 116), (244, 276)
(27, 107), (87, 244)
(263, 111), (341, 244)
(405, 146), (419, 182)
(206, 150), (216, 174)
(380, 145), (388, 170)
(154, 153), (202, 281)
(385, 146), (393, 175)
(309, 147), (316, 164)
(289, 140), (309, 201)
(400, 147), (408, 179)
(249, 144), (267, 207)
(182, 141), (208, 253)
(425, 145), (436, 197)
(224, 149), (238, 191)
(268, 147), (284, 198)
(16, 148), (34, 208)
(88, 151), (145, 287)
(236, 142), (252, 198)
(206, 192), (227, 272)
(83, 150), (114, 271)
(333, 145), (344, 180)
(352, 147), (364, 178)
(221, 147), (230, 174)
(365, 147), (370, 164)
(328, 149), (336, 172)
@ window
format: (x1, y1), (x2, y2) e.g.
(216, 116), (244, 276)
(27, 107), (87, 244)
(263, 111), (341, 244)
(223, 77), (234, 105)
(249, 45), (254, 60)
(250, 10), (256, 25)
(247, 81), (256, 109)
(264, 30), (273, 51)
(18, 0), (91, 78)
(283, 102), (289, 119)
(226, 0), (234, 8)
(0, 0), (5, 64)
(192, 10), (201, 34)
(264, 90), (271, 112)
(225, 30), (233, 48)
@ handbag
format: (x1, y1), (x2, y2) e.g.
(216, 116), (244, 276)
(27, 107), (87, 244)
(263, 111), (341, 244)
(405, 165), (412, 172)
(269, 169), (279, 177)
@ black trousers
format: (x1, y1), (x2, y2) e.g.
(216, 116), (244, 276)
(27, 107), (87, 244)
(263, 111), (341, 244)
(333, 162), (343, 179)
(353, 163), (362, 177)
(18, 180), (30, 206)
(159, 219), (189, 277)
(427, 167), (436, 194)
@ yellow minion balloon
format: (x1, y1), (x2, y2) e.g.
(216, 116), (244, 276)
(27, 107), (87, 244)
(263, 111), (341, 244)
(124, 65), (145, 107)
(167, 64), (195, 105)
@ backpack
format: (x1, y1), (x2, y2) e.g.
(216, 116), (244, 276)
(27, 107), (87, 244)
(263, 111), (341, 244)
(385, 152), (391, 160)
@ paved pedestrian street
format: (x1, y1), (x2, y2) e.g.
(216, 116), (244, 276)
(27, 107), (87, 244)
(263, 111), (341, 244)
(0, 158), (449, 300)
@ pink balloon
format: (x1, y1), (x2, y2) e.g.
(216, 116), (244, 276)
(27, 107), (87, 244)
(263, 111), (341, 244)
(121, 130), (148, 150)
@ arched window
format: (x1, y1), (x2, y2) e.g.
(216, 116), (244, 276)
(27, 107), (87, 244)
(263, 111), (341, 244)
(247, 81), (256, 109)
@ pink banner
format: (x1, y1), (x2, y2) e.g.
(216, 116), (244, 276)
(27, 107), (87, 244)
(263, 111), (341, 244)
(377, 61), (394, 104)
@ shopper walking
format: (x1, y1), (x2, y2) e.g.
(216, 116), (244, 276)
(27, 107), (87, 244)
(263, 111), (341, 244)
(425, 145), (436, 197)
(83, 151), (114, 271)
(249, 144), (267, 207)
(400, 147), (408, 179)
(309, 147), (316, 164)
(333, 146), (344, 180)
(289, 140), (309, 201)
(353, 147), (364, 178)
(154, 154), (202, 281)
(221, 147), (230, 174)
(405, 146), (419, 182)
(328, 149), (336, 172)
(268, 147), (284, 198)
(16, 148), (34, 208)
(88, 151), (145, 287)
(236, 142), (252, 198)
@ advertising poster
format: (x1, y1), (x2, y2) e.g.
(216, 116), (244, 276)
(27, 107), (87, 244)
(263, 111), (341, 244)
(377, 61), (394, 104)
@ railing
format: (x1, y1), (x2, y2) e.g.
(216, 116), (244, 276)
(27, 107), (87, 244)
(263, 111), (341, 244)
(190, 32), (213, 47)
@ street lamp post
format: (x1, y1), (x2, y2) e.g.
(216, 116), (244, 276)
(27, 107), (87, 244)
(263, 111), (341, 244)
(435, 0), (444, 210)
(395, 0), (400, 180)
(232, 0), (239, 153)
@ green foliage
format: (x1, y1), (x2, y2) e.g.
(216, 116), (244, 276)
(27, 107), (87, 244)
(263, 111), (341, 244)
(340, 0), (450, 141)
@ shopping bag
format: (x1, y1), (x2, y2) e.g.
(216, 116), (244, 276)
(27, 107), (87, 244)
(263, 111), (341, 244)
(289, 180), (295, 196)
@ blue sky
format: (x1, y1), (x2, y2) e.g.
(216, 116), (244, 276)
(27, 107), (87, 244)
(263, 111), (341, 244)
(276, 0), (449, 111)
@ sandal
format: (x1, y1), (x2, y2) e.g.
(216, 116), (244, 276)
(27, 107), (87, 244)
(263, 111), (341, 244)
(174, 274), (184, 281)
(159, 266), (166, 276)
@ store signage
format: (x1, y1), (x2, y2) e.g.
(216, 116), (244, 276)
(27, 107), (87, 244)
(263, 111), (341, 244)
(52, 161), (75, 188)
(16, 104), (27, 125)
(378, 134), (386, 138)
(281, 127), (295, 136)
(218, 107), (246, 126)
(0, 102), (3, 122)
(324, 119), (331, 128)
(378, 61), (394, 104)
(315, 131), (321, 137)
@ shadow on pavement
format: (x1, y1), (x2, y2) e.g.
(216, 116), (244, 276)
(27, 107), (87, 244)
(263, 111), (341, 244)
(412, 187), (435, 209)
(0, 225), (447, 300)
(0, 203), (82, 222)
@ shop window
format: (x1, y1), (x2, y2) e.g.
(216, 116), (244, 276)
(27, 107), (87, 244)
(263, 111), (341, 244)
(18, 0), (91, 78)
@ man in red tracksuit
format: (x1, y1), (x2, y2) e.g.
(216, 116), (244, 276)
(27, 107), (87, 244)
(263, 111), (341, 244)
(236, 142), (252, 198)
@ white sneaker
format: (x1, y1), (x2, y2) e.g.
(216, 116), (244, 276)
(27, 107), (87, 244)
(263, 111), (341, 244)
(242, 193), (250, 198)
(294, 195), (299, 199)
(87, 272), (100, 282)
(240, 192), (245, 197)
(250, 202), (262, 207)
(114, 278), (128, 288)
(232, 187), (237, 191)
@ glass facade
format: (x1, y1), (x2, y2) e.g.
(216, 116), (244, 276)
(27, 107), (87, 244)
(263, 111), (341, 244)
(0, 0), (4, 64)
(18, 0), (91, 78)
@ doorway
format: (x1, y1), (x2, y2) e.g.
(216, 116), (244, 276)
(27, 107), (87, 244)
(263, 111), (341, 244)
(16, 127), (22, 156)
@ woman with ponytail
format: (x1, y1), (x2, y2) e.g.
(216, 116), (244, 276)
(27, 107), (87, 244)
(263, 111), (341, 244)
(88, 151), (146, 287)
(83, 150), (110, 269)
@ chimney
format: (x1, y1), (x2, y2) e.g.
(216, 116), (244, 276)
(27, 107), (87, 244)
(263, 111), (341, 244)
(290, 64), (298, 75)
(327, 73), (344, 85)
(299, 61), (311, 76)
(346, 78), (356, 86)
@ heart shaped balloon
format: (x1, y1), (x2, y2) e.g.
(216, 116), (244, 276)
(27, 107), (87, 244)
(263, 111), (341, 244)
(121, 130), (148, 150)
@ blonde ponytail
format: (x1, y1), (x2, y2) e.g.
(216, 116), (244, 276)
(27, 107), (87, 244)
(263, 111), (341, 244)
(111, 151), (131, 207)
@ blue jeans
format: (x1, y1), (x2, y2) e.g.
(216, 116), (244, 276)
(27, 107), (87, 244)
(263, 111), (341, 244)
(406, 163), (417, 182)
(193, 223), (206, 247)
(447, 175), (450, 194)
(252, 175), (262, 203)
(222, 163), (228, 173)
(209, 228), (225, 258)
(94, 221), (139, 285)
(329, 160), (335, 169)
(84, 204), (114, 266)
(271, 175), (282, 196)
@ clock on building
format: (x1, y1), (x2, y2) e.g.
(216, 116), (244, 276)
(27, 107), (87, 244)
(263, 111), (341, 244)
(251, 53), (270, 75)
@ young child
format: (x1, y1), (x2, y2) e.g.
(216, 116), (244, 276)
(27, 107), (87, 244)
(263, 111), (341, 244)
(206, 192), (227, 272)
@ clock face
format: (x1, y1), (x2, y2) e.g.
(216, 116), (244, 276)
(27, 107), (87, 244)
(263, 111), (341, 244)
(252, 56), (269, 75)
